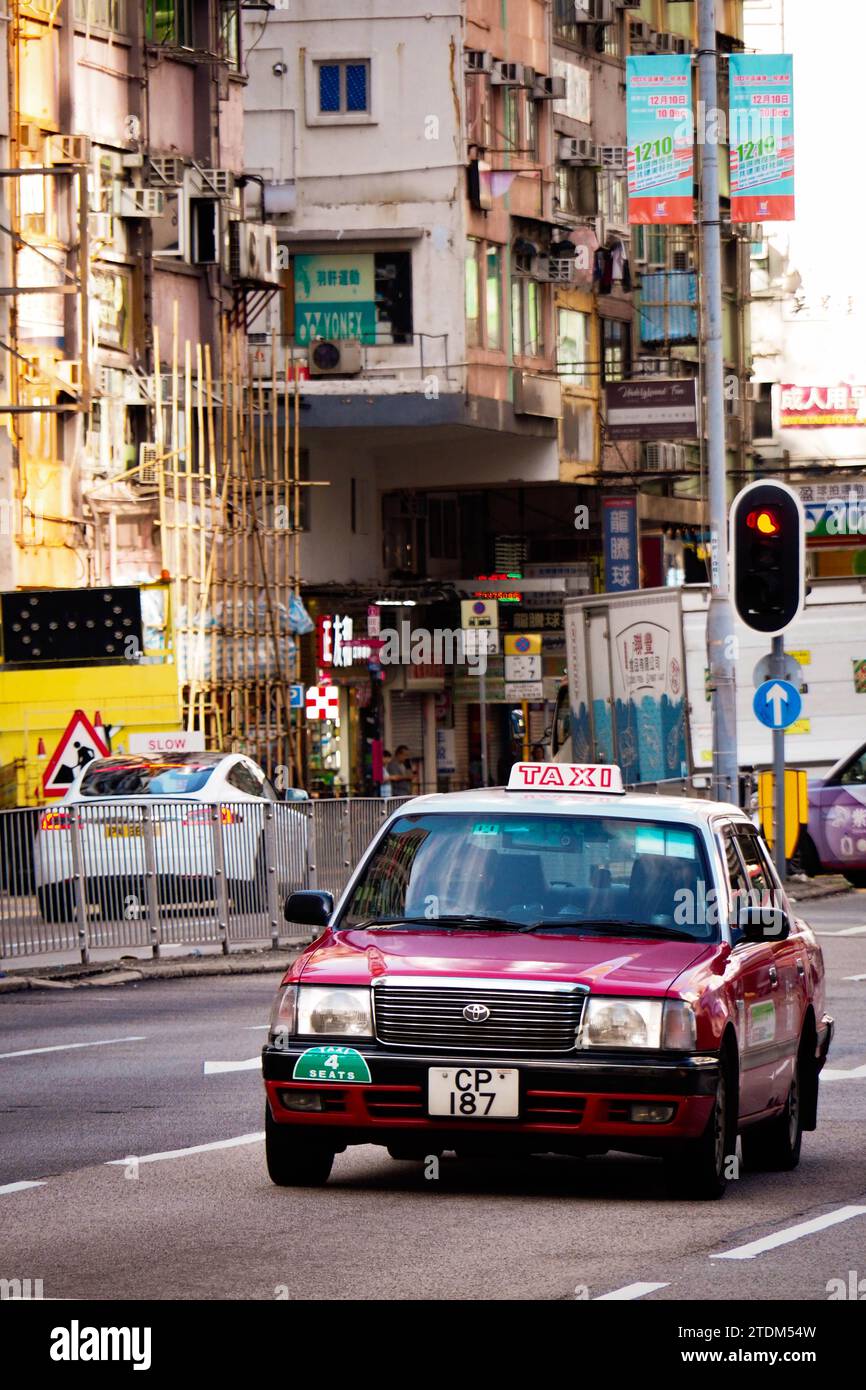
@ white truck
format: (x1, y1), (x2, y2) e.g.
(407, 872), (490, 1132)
(551, 578), (866, 787)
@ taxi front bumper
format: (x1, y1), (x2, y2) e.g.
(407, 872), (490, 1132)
(262, 1043), (718, 1147)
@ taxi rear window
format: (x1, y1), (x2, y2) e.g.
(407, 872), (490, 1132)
(341, 812), (717, 940)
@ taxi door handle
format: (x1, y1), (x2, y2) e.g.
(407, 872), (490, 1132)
(796, 959), (806, 979)
(768, 965), (779, 988)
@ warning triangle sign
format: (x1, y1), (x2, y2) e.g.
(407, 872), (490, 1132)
(42, 710), (110, 799)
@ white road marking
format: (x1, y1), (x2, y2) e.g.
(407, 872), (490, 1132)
(711, 1205), (866, 1260)
(594, 1281), (669, 1301)
(0, 1035), (145, 1060)
(843, 973), (866, 982)
(0, 1180), (46, 1196)
(105, 1132), (264, 1166)
(822, 1062), (866, 1081)
(242, 1025), (269, 1031)
(204, 1057), (261, 1075)
(816, 925), (866, 937)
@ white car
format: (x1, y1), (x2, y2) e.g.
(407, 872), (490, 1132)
(33, 752), (308, 923)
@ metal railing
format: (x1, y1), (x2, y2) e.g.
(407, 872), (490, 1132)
(0, 797), (411, 963)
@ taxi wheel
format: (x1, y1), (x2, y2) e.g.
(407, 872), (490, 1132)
(740, 1059), (803, 1173)
(265, 1106), (334, 1187)
(843, 870), (866, 888)
(669, 1058), (736, 1201)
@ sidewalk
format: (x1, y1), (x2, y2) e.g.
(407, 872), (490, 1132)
(0, 942), (308, 993)
(783, 874), (853, 905)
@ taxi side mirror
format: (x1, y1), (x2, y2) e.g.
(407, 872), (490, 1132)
(284, 890), (333, 927)
(737, 902), (789, 942)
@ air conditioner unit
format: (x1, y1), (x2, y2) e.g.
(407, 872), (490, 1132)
(534, 74), (566, 101)
(491, 61), (525, 87)
(654, 32), (677, 54)
(577, 0), (614, 22)
(464, 49), (493, 75)
(137, 443), (161, 486)
(17, 122), (43, 154)
(633, 357), (671, 377)
(190, 165), (235, 199)
(532, 255), (576, 284)
(669, 444), (687, 470)
(674, 37), (693, 55)
(599, 145), (628, 171)
(307, 339), (363, 377)
(645, 443), (664, 472)
(89, 212), (115, 243)
(629, 19), (652, 48)
(520, 66), (537, 90)
(559, 137), (599, 166)
(228, 220), (281, 285)
(55, 361), (82, 393)
(745, 381), (764, 402)
(671, 247), (696, 272)
(147, 156), (186, 187)
(113, 186), (166, 218)
(46, 134), (91, 165)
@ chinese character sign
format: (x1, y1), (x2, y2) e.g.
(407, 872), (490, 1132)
(626, 55), (694, 225)
(729, 54), (795, 222)
(780, 385), (866, 427)
(294, 254), (377, 345)
(603, 497), (639, 592)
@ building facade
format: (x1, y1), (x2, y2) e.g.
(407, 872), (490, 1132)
(243, 0), (752, 795)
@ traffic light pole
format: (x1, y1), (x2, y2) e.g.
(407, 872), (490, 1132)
(771, 635), (787, 881)
(698, 0), (739, 805)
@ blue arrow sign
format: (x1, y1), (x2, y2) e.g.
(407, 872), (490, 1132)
(753, 678), (802, 730)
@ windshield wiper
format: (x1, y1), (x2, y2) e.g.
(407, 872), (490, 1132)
(519, 918), (699, 942)
(349, 914), (525, 932)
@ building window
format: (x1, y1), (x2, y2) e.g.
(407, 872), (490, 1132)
(557, 308), (590, 386)
(553, 0), (579, 44)
(317, 60), (370, 115)
(145, 0), (192, 46)
(598, 172), (627, 229)
(502, 87), (520, 153)
(74, 0), (127, 32)
(428, 495), (459, 561)
(556, 165), (598, 220)
(512, 278), (544, 359)
(485, 246), (503, 349)
(523, 94), (538, 160)
(465, 76), (492, 150)
(602, 318), (631, 383)
(466, 239), (482, 347)
(603, 13), (623, 59)
(219, 0), (241, 71)
(753, 382), (773, 440)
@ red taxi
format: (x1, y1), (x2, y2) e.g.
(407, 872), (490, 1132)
(262, 763), (833, 1199)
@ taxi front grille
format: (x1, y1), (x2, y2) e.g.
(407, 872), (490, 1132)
(373, 981), (586, 1055)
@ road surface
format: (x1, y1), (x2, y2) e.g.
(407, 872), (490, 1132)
(2, 891), (865, 1301)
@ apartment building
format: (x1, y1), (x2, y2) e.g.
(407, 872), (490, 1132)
(243, 0), (753, 792)
(0, 0), (277, 592)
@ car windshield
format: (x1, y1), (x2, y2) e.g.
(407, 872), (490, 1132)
(78, 757), (218, 797)
(340, 812), (717, 942)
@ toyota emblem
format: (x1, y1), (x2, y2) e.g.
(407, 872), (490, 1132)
(463, 1003), (490, 1023)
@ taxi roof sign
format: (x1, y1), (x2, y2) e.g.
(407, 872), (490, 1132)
(507, 762), (625, 794)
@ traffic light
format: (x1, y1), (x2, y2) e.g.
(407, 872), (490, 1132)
(730, 480), (805, 635)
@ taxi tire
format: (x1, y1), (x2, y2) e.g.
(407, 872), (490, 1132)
(265, 1106), (335, 1187)
(740, 1057), (803, 1173)
(843, 870), (866, 888)
(668, 1057), (737, 1201)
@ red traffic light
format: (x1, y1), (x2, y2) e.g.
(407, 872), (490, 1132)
(746, 508), (781, 536)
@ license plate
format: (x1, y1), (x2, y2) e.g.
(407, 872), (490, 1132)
(104, 825), (160, 838)
(428, 1067), (519, 1119)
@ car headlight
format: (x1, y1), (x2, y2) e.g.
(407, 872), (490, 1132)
(581, 997), (664, 1049)
(296, 985), (373, 1037)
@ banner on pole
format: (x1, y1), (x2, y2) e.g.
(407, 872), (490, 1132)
(626, 55), (694, 225)
(729, 54), (795, 222)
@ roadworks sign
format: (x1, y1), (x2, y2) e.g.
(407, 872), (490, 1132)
(42, 710), (110, 799)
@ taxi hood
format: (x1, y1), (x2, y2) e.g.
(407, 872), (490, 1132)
(296, 927), (715, 996)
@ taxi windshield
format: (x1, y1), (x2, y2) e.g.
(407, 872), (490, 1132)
(340, 812), (717, 942)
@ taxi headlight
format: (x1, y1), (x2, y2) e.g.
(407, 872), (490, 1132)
(297, 986), (373, 1038)
(581, 997), (663, 1049)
